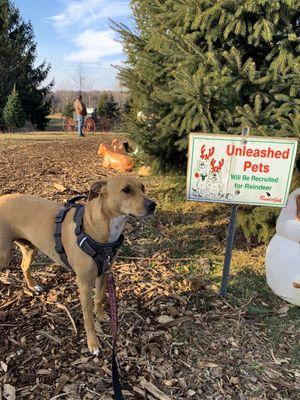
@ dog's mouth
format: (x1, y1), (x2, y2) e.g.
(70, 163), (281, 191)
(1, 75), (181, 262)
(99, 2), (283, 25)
(127, 209), (156, 219)
(143, 209), (156, 218)
(127, 199), (157, 219)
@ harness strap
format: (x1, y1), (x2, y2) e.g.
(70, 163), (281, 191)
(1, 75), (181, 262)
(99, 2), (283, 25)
(73, 205), (103, 276)
(54, 195), (87, 271)
(54, 195), (124, 277)
(73, 205), (124, 277)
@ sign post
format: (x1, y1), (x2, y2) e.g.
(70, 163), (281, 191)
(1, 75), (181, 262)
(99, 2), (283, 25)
(186, 131), (298, 296)
(220, 204), (238, 296)
(220, 127), (250, 296)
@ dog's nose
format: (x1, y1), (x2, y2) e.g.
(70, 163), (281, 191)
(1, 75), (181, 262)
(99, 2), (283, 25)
(144, 199), (157, 213)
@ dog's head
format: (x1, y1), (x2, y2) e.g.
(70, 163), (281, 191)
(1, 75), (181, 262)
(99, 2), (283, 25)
(111, 139), (120, 147)
(98, 143), (110, 155)
(88, 176), (156, 218)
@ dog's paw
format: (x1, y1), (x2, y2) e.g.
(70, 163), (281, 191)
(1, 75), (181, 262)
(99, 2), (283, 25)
(92, 348), (100, 356)
(87, 337), (100, 356)
(34, 285), (44, 293)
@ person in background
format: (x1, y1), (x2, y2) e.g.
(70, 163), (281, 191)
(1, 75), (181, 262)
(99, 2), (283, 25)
(74, 94), (87, 137)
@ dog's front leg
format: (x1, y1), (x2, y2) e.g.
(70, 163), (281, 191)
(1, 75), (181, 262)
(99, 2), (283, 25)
(94, 274), (109, 320)
(77, 276), (100, 355)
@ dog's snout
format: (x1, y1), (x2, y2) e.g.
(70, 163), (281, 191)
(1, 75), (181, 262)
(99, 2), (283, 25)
(144, 199), (157, 213)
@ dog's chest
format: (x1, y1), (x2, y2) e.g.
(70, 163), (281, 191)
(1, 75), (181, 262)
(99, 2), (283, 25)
(109, 216), (127, 242)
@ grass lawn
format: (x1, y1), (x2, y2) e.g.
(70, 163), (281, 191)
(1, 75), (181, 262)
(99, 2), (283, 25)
(0, 130), (299, 399)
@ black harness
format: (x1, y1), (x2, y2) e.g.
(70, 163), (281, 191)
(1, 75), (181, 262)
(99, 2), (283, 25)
(54, 195), (124, 276)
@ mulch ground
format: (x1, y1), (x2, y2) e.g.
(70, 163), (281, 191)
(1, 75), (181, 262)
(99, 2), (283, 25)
(0, 133), (299, 400)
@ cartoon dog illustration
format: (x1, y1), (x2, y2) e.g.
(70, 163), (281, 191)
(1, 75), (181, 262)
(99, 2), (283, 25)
(195, 176), (208, 197)
(206, 159), (225, 198)
(193, 145), (215, 196)
(194, 145), (215, 180)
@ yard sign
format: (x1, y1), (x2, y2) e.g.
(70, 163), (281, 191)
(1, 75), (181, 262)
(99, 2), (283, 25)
(187, 133), (298, 207)
(187, 132), (298, 296)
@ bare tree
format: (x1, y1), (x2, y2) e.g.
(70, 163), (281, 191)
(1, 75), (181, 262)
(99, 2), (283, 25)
(59, 84), (74, 104)
(70, 64), (87, 95)
(85, 76), (95, 108)
(69, 65), (96, 107)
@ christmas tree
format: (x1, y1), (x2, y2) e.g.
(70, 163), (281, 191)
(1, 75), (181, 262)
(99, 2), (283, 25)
(98, 92), (109, 117)
(115, 0), (300, 171)
(98, 92), (120, 121)
(3, 85), (25, 131)
(104, 94), (120, 122)
(115, 0), (300, 243)
(62, 102), (74, 118)
(0, 0), (53, 130)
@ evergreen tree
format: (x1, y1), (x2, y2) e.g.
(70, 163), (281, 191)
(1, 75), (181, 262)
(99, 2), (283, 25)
(0, 108), (4, 130)
(104, 94), (120, 122)
(3, 85), (25, 131)
(98, 92), (120, 121)
(115, 0), (300, 171)
(98, 92), (108, 117)
(62, 102), (74, 118)
(123, 98), (132, 115)
(0, 0), (53, 130)
(115, 0), (300, 244)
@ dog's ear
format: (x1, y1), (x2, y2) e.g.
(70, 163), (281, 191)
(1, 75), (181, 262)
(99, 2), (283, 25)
(88, 180), (107, 201)
(296, 195), (300, 220)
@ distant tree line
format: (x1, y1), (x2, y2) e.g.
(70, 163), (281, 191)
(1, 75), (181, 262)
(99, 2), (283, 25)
(59, 91), (127, 128)
(52, 90), (127, 112)
(54, 90), (127, 116)
(0, 0), (53, 131)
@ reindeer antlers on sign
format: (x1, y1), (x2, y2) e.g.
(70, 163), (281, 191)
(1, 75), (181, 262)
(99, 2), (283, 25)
(200, 145), (215, 160)
(211, 158), (224, 172)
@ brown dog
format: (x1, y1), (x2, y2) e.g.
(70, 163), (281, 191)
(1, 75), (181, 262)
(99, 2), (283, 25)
(111, 139), (126, 154)
(0, 176), (156, 354)
(98, 143), (134, 172)
(97, 140), (126, 155)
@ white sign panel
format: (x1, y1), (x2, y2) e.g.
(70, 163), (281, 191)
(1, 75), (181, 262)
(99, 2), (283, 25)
(187, 133), (298, 207)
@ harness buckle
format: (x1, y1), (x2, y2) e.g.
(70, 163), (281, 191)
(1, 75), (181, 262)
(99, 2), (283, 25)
(55, 215), (64, 223)
(78, 236), (88, 248)
(106, 255), (111, 267)
(101, 256), (111, 274)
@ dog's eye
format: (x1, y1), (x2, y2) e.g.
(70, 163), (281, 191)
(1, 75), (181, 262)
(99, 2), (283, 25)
(122, 186), (131, 194)
(141, 184), (145, 193)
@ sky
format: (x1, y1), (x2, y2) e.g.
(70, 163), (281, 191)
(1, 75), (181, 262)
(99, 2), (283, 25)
(14, 0), (133, 91)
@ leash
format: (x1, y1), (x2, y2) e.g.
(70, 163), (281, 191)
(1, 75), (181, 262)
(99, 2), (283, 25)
(108, 271), (124, 400)
(54, 196), (124, 400)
